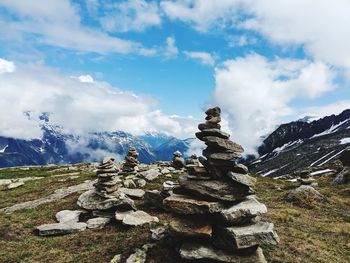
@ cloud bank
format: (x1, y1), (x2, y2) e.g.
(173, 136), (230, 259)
(0, 58), (197, 140)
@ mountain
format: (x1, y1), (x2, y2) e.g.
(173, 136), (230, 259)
(249, 109), (350, 177)
(0, 116), (192, 168)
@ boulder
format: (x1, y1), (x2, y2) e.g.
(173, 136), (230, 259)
(215, 222), (279, 250)
(286, 185), (324, 208)
(77, 190), (136, 211)
(122, 211), (159, 226)
(87, 217), (110, 229)
(332, 169), (350, 185)
(36, 222), (87, 236)
(180, 242), (267, 263)
(169, 215), (212, 238)
(178, 176), (251, 202)
(163, 194), (224, 214)
(144, 190), (164, 209)
(217, 197), (267, 224)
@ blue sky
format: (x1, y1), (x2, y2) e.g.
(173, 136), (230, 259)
(0, 0), (350, 154)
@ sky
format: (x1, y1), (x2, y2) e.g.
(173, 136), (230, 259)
(0, 0), (350, 155)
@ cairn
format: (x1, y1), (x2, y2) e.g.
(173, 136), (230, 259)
(94, 157), (122, 197)
(163, 107), (279, 262)
(122, 147), (139, 173)
(186, 154), (199, 166)
(172, 151), (185, 169)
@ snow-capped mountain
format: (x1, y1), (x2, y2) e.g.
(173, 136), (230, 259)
(0, 115), (192, 168)
(249, 109), (350, 177)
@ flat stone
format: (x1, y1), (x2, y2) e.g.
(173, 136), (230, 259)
(115, 210), (134, 221)
(217, 197), (267, 224)
(227, 172), (257, 188)
(169, 215), (212, 238)
(92, 210), (115, 219)
(36, 222), (87, 236)
(215, 222), (279, 249)
(122, 211), (159, 226)
(178, 176), (250, 202)
(187, 166), (209, 177)
(162, 181), (177, 191)
(87, 217), (110, 229)
(56, 210), (85, 223)
(140, 169), (160, 181)
(180, 243), (267, 263)
(233, 164), (249, 174)
(77, 190), (136, 211)
(203, 149), (242, 161)
(163, 194), (224, 214)
(118, 188), (145, 199)
(7, 182), (24, 190)
(196, 129), (230, 141)
(203, 136), (244, 154)
(161, 168), (170, 174)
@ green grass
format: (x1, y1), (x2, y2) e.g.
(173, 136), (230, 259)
(0, 165), (349, 263)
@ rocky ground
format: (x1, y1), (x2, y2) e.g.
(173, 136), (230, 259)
(0, 163), (349, 263)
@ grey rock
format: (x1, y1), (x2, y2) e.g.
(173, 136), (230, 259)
(126, 244), (155, 263)
(136, 179), (147, 188)
(180, 243), (267, 263)
(122, 211), (159, 226)
(163, 194), (224, 214)
(332, 169), (350, 185)
(118, 188), (145, 199)
(215, 222), (279, 249)
(227, 172), (257, 188)
(144, 190), (164, 209)
(196, 129), (230, 141)
(217, 197), (267, 224)
(36, 222), (87, 236)
(77, 190), (136, 211)
(110, 254), (121, 263)
(56, 210), (85, 223)
(7, 181), (24, 190)
(150, 227), (167, 241)
(115, 210), (134, 221)
(203, 136), (244, 155)
(87, 217), (110, 229)
(178, 176), (250, 202)
(286, 185), (324, 206)
(140, 169), (160, 181)
(123, 179), (137, 189)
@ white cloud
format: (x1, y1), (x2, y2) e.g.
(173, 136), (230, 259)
(0, 0), (154, 55)
(213, 54), (336, 155)
(0, 59), (197, 140)
(86, 0), (100, 16)
(183, 51), (215, 66)
(300, 100), (350, 121)
(161, 0), (241, 31)
(77, 74), (94, 83)
(164, 36), (179, 58)
(100, 0), (161, 32)
(0, 58), (15, 73)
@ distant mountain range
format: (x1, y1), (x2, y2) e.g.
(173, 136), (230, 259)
(249, 109), (350, 177)
(0, 115), (192, 168)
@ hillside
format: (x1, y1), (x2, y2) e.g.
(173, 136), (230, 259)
(0, 164), (349, 263)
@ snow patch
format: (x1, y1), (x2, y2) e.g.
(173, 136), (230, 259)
(0, 145), (8, 153)
(311, 120), (348, 138)
(310, 169), (334, 176)
(262, 168), (278, 177)
(310, 150), (336, 167)
(272, 139), (303, 153)
(318, 148), (349, 166)
(339, 138), (350, 145)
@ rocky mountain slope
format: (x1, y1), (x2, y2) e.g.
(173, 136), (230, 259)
(0, 116), (192, 168)
(249, 109), (350, 177)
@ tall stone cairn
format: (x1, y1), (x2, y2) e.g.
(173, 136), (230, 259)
(163, 107), (279, 262)
(94, 157), (122, 197)
(122, 147), (139, 173)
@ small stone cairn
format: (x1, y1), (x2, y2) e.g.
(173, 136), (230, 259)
(94, 157), (122, 197)
(186, 154), (200, 166)
(172, 150), (185, 169)
(122, 147), (139, 173)
(163, 107), (279, 262)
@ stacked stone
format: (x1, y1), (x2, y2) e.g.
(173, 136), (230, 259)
(163, 107), (279, 262)
(94, 157), (122, 197)
(186, 154), (200, 166)
(122, 147), (139, 173)
(172, 151), (185, 169)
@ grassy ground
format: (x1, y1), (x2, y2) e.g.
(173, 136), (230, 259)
(0, 165), (349, 263)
